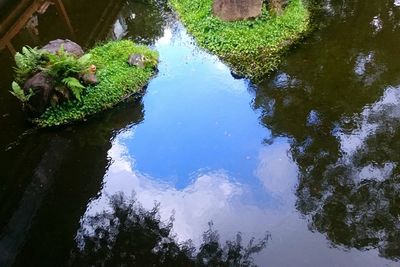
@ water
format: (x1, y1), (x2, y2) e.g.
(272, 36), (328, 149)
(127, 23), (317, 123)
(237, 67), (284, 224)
(1, 0), (400, 266)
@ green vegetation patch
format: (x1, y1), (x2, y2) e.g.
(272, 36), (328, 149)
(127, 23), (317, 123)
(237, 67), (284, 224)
(169, 0), (310, 79)
(34, 41), (158, 127)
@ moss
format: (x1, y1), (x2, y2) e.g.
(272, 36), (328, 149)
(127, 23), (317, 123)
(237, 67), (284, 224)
(169, 0), (310, 80)
(34, 40), (158, 127)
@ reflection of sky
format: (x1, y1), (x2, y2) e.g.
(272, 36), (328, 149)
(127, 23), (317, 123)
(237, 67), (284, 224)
(338, 86), (400, 155)
(77, 26), (396, 266)
(121, 25), (268, 192)
(334, 85), (400, 182)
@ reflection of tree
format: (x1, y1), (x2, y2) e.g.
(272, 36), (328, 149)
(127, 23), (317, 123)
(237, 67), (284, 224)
(253, 0), (400, 260)
(296, 104), (400, 259)
(256, 85), (400, 261)
(1, 98), (145, 267)
(296, 128), (400, 260)
(69, 193), (268, 267)
(112, 0), (170, 45)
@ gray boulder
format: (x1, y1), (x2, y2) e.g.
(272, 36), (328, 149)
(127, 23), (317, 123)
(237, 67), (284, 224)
(128, 54), (146, 68)
(269, 0), (290, 14)
(212, 0), (263, 21)
(23, 72), (55, 116)
(82, 73), (99, 85)
(41, 39), (84, 57)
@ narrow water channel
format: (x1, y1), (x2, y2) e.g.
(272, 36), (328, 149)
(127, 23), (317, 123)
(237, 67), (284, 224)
(0, 0), (399, 266)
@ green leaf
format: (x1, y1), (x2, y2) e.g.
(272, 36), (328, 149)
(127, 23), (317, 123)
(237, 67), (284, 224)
(14, 46), (44, 83)
(10, 81), (35, 102)
(62, 77), (85, 101)
(78, 53), (92, 65)
(12, 81), (22, 92)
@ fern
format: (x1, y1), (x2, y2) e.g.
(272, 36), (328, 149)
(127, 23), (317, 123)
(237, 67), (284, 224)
(62, 77), (85, 101)
(10, 81), (35, 103)
(43, 48), (88, 79)
(14, 46), (44, 83)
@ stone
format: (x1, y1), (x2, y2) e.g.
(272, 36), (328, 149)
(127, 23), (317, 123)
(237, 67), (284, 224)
(128, 54), (146, 68)
(23, 72), (55, 116)
(82, 73), (99, 85)
(212, 0), (263, 21)
(41, 39), (84, 57)
(269, 0), (289, 15)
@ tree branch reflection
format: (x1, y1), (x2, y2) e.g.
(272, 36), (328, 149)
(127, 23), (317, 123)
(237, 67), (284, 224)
(70, 193), (269, 267)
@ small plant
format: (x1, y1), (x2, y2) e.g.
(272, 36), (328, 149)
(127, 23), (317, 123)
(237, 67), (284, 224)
(14, 46), (44, 83)
(62, 77), (85, 101)
(10, 81), (35, 103)
(13, 45), (95, 104)
(144, 56), (159, 68)
(42, 47), (89, 80)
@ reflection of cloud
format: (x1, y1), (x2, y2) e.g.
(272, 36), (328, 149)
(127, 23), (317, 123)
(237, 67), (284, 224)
(82, 131), (271, 245)
(307, 110), (321, 126)
(274, 72), (290, 88)
(335, 86), (400, 182)
(338, 86), (400, 156)
(78, 133), (392, 266)
(157, 27), (172, 46)
(324, 0), (334, 14)
(353, 51), (385, 86)
(255, 142), (298, 198)
(371, 15), (383, 33)
(358, 163), (396, 182)
(354, 52), (374, 76)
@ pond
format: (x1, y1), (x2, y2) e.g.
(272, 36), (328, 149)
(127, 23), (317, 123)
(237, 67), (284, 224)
(0, 0), (399, 266)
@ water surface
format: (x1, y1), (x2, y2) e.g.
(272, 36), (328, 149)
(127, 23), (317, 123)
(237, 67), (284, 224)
(0, 0), (399, 266)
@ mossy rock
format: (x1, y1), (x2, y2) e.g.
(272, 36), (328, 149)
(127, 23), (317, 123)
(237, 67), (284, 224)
(33, 40), (158, 128)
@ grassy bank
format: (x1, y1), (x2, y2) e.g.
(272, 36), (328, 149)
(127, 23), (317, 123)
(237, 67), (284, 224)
(34, 41), (158, 127)
(169, 0), (310, 79)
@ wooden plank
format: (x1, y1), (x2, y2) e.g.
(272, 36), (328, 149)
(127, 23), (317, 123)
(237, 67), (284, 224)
(0, 0), (44, 49)
(5, 40), (16, 55)
(0, 0), (32, 35)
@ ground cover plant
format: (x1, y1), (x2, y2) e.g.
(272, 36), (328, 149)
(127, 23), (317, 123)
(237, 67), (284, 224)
(11, 40), (158, 128)
(169, 0), (310, 80)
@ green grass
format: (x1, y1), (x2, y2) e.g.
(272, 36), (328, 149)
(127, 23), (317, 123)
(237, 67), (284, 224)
(34, 40), (158, 127)
(169, 0), (310, 79)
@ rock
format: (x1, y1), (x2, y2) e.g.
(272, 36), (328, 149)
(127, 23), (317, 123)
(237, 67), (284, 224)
(212, 0), (263, 21)
(230, 70), (245, 80)
(23, 72), (55, 116)
(82, 73), (99, 85)
(41, 39), (84, 57)
(269, 0), (289, 15)
(128, 54), (146, 68)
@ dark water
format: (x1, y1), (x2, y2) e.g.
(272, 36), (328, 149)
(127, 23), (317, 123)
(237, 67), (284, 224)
(1, 0), (400, 266)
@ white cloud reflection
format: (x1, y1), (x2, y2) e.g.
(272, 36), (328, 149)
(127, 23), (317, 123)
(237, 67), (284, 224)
(82, 131), (272, 245)
(255, 142), (298, 200)
(335, 85), (400, 182)
(338, 86), (400, 156)
(157, 27), (173, 46)
(76, 132), (391, 266)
